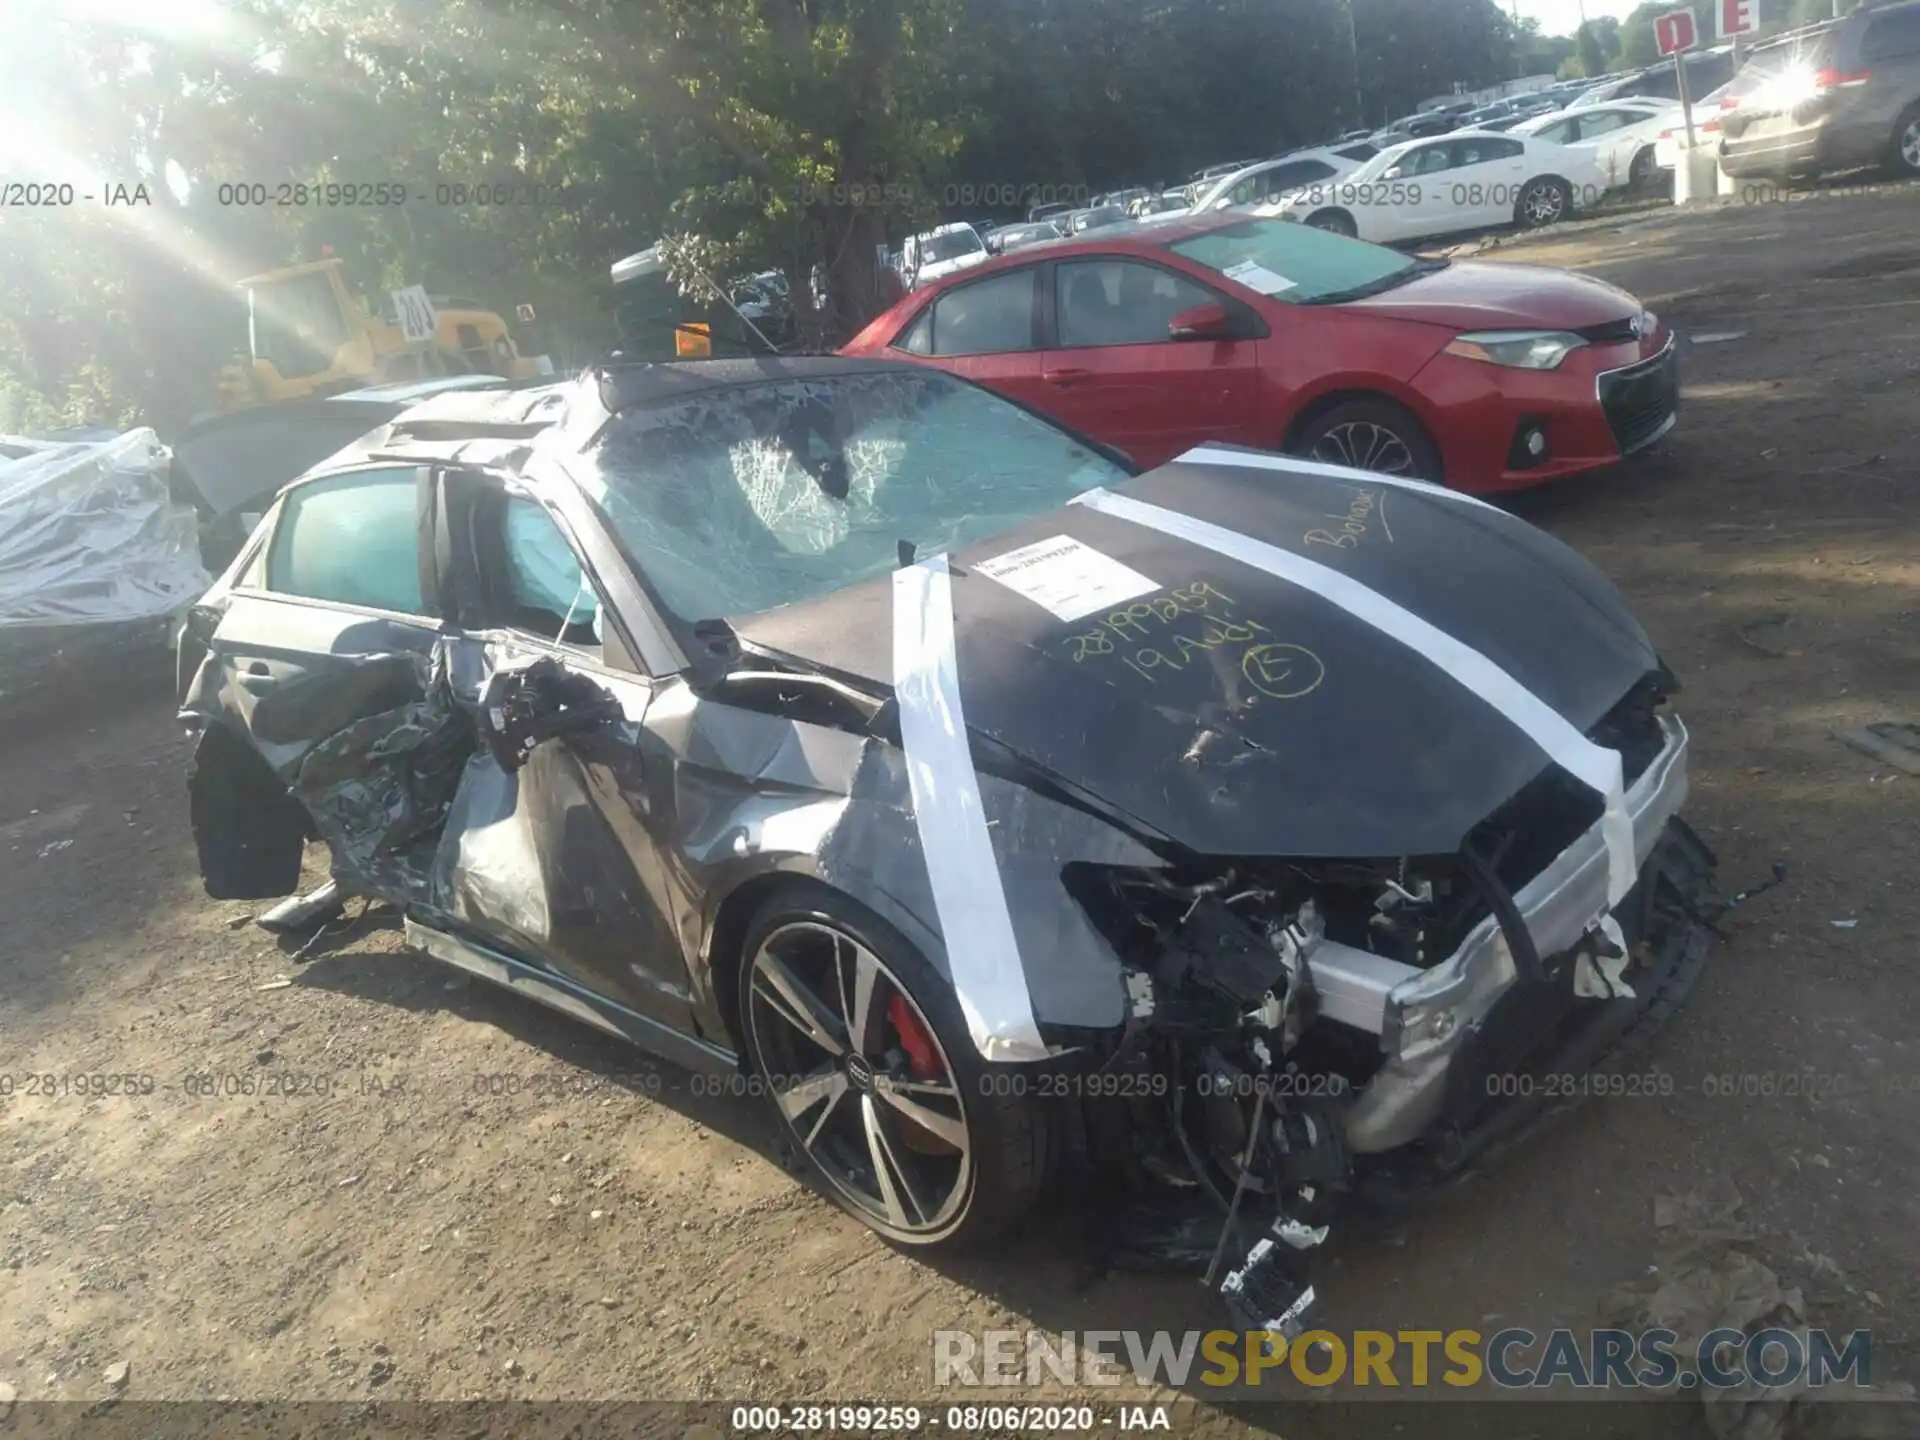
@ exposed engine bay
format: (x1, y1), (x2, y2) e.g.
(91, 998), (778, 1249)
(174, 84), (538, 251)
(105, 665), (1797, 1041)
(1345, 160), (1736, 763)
(1041, 683), (1714, 1337)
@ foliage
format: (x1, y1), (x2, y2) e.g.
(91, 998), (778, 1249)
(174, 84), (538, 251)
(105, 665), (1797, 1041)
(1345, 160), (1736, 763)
(1575, 21), (1610, 79)
(1, 0), (1542, 431)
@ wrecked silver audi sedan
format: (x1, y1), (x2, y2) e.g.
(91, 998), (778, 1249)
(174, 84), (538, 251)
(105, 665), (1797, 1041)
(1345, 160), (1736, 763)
(177, 357), (1712, 1331)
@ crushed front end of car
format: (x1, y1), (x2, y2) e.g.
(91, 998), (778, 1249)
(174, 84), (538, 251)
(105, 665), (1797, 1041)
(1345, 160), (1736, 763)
(1046, 674), (1714, 1336)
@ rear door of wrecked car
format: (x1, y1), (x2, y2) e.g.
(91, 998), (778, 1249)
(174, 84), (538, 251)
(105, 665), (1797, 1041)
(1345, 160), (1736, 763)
(180, 464), (460, 902)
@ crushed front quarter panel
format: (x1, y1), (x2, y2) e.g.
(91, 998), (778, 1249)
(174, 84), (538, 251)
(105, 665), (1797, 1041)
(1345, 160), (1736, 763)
(645, 677), (1164, 1045)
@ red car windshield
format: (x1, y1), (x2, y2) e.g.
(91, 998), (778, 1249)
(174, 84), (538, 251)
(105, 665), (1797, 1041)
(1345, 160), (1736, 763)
(1169, 217), (1430, 305)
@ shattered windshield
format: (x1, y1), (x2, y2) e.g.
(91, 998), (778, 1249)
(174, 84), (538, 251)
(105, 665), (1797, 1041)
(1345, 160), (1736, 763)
(581, 370), (1129, 621)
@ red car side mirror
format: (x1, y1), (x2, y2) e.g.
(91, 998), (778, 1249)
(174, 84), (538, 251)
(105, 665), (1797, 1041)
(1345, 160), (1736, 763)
(1168, 303), (1238, 342)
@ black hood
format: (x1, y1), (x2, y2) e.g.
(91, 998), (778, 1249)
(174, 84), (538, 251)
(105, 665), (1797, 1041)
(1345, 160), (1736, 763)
(732, 455), (1659, 859)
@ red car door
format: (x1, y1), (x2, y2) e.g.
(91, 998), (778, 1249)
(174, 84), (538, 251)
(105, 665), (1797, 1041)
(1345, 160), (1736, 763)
(1036, 257), (1263, 467)
(887, 266), (1052, 411)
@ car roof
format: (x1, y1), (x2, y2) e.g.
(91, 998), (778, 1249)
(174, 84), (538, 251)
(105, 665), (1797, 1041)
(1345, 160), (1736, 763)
(288, 359), (933, 489)
(592, 356), (921, 413)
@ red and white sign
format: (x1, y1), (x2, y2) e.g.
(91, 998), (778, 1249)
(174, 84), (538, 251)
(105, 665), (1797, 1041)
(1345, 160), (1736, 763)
(1716, 0), (1757, 39)
(1654, 8), (1698, 55)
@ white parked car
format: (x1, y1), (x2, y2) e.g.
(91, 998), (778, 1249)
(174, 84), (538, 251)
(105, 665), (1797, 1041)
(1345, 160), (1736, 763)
(1185, 143), (1379, 214)
(1128, 187), (1192, 219)
(1265, 130), (1608, 244)
(901, 222), (990, 290)
(1512, 98), (1682, 190)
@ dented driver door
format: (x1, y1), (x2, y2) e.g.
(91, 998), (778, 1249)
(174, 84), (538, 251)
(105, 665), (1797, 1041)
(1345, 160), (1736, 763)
(426, 476), (700, 1035)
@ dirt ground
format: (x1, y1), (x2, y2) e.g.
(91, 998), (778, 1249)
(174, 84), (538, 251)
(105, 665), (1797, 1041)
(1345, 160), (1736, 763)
(4, 186), (1920, 1438)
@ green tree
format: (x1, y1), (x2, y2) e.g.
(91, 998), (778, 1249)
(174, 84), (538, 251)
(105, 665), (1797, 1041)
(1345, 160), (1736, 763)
(0, 0), (1676, 427)
(1590, 14), (1624, 63)
(1575, 20), (1609, 77)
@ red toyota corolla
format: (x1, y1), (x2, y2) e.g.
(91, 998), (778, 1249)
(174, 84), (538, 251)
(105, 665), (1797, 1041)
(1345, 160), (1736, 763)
(842, 212), (1678, 492)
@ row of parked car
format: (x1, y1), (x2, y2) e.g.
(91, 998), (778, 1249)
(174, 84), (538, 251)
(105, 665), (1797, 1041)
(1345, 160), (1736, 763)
(900, 106), (1658, 280)
(892, 3), (1920, 297)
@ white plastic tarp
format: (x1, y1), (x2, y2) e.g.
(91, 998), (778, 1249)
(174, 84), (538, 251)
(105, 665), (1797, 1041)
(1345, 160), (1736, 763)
(0, 428), (210, 631)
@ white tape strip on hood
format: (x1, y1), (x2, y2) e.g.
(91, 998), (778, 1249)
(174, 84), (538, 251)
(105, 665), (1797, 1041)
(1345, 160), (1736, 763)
(1178, 443), (1506, 514)
(892, 555), (1049, 1063)
(1073, 489), (1638, 911)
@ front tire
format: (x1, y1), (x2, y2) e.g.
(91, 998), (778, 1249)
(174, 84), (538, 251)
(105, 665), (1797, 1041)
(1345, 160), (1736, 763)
(1305, 208), (1358, 237)
(737, 882), (1049, 1248)
(1516, 176), (1572, 228)
(1290, 397), (1444, 484)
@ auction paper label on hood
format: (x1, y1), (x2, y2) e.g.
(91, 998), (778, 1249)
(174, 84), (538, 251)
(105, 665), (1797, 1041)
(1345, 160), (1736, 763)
(973, 535), (1159, 621)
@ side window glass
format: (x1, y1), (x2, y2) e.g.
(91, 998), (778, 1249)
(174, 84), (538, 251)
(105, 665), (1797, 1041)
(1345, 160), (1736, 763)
(502, 496), (603, 652)
(1055, 260), (1220, 348)
(266, 468), (429, 616)
(896, 307), (934, 355)
(1863, 8), (1920, 60)
(927, 270), (1037, 356)
(1459, 137), (1524, 165)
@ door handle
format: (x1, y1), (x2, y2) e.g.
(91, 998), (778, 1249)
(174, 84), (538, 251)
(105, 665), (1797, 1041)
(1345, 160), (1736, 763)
(238, 660), (277, 695)
(1044, 368), (1094, 387)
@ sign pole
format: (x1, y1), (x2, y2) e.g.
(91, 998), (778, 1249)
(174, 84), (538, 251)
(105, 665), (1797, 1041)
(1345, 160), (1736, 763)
(1676, 46), (1696, 149)
(1656, 9), (1702, 148)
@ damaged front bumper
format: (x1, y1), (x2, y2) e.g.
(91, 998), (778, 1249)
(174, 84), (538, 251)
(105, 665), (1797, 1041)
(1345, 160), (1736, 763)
(1334, 713), (1692, 1156)
(1099, 714), (1709, 1340)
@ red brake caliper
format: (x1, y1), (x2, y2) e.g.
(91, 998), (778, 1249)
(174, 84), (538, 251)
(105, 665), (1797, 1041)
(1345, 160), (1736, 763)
(888, 994), (941, 1080)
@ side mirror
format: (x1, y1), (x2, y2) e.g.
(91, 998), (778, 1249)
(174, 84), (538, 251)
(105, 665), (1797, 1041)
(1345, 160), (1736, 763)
(1168, 303), (1239, 342)
(1383, 165), (1408, 180)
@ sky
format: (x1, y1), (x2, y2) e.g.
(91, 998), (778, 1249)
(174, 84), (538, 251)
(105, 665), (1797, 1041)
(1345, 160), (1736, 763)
(1510, 0), (1642, 37)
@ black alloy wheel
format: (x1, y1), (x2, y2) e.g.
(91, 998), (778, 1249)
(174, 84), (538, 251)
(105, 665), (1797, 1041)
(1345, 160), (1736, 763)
(739, 888), (1049, 1248)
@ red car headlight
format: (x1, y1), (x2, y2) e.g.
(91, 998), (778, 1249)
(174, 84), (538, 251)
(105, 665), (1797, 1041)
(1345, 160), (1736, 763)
(1444, 330), (1588, 371)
